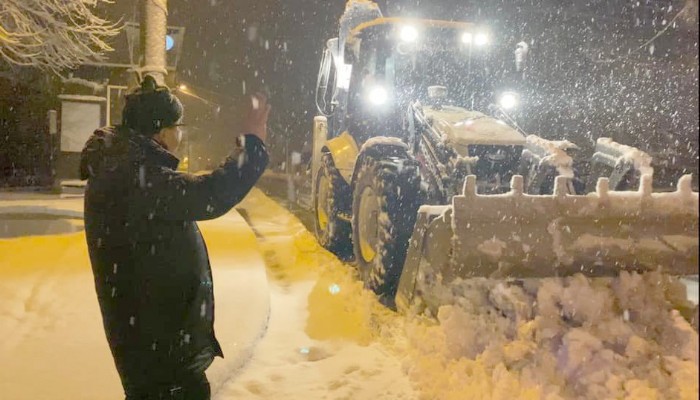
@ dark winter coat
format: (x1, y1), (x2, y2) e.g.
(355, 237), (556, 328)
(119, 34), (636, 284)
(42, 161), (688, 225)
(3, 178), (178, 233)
(80, 126), (268, 392)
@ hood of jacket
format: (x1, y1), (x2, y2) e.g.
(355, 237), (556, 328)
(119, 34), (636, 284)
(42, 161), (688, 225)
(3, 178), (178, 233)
(79, 126), (179, 180)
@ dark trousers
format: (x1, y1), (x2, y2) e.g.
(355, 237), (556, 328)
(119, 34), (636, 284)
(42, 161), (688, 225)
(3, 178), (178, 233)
(124, 371), (210, 400)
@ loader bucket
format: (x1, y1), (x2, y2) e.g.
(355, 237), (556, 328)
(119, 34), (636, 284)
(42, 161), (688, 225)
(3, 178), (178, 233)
(396, 174), (699, 312)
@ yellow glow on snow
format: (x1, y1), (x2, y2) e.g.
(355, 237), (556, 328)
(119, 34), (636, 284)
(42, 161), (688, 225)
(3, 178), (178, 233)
(0, 220), (260, 276)
(237, 189), (699, 400)
(198, 217), (262, 262)
(306, 269), (373, 344)
(0, 232), (88, 275)
(0, 206), (270, 399)
(236, 189), (396, 345)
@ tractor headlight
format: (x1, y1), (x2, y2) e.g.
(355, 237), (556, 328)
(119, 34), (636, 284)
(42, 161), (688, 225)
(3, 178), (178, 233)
(400, 26), (419, 43)
(499, 91), (518, 110)
(367, 86), (389, 106)
(461, 32), (473, 44)
(474, 32), (489, 47)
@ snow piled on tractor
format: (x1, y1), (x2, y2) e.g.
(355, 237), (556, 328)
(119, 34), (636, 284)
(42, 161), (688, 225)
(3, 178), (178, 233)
(596, 137), (654, 178)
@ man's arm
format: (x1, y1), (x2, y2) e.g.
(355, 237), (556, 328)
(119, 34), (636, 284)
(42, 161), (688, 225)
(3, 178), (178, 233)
(134, 134), (269, 221)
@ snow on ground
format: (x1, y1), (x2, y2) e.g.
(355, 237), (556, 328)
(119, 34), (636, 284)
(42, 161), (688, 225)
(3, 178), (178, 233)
(0, 197), (270, 400)
(408, 274), (699, 399)
(197, 212), (272, 396)
(0, 193), (416, 400)
(0, 190), (697, 399)
(235, 189), (698, 400)
(0, 230), (122, 399)
(224, 190), (416, 399)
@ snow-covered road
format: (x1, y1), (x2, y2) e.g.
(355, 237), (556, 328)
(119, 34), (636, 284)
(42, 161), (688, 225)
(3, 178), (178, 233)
(1, 190), (698, 400)
(0, 196), (271, 399)
(220, 190), (416, 399)
(0, 192), (415, 400)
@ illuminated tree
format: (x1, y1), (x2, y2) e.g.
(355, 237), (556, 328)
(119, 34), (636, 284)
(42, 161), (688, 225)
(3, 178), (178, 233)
(0, 0), (120, 72)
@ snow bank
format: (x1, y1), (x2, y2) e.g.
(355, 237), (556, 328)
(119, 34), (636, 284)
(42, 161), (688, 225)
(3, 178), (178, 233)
(404, 272), (699, 399)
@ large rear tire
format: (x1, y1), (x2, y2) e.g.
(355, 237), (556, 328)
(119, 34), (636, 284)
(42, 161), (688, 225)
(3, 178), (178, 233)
(351, 149), (420, 307)
(314, 153), (352, 258)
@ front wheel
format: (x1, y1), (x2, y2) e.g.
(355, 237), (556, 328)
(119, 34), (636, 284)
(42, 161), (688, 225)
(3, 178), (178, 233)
(314, 153), (352, 258)
(351, 150), (420, 306)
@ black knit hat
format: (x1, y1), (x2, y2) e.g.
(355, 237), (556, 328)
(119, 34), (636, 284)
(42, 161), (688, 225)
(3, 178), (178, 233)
(122, 75), (184, 136)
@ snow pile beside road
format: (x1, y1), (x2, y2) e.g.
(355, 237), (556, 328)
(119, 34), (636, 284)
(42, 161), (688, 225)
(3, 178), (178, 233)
(404, 272), (699, 399)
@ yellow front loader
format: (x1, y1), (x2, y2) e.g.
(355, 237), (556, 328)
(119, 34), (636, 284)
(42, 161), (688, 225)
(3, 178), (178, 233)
(308, 0), (698, 309)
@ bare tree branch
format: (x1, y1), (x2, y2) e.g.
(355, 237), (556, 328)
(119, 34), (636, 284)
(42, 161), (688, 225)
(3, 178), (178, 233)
(0, 0), (121, 73)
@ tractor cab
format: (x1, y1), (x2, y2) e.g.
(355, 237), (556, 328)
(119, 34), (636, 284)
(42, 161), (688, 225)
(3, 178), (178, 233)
(318, 18), (507, 147)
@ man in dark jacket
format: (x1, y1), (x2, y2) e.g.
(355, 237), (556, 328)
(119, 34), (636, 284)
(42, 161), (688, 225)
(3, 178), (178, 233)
(80, 75), (270, 400)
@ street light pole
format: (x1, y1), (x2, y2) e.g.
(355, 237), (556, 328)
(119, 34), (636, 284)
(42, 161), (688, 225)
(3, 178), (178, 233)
(141, 0), (168, 84)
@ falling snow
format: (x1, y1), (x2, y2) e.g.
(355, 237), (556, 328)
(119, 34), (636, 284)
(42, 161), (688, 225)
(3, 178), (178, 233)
(0, 0), (698, 399)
